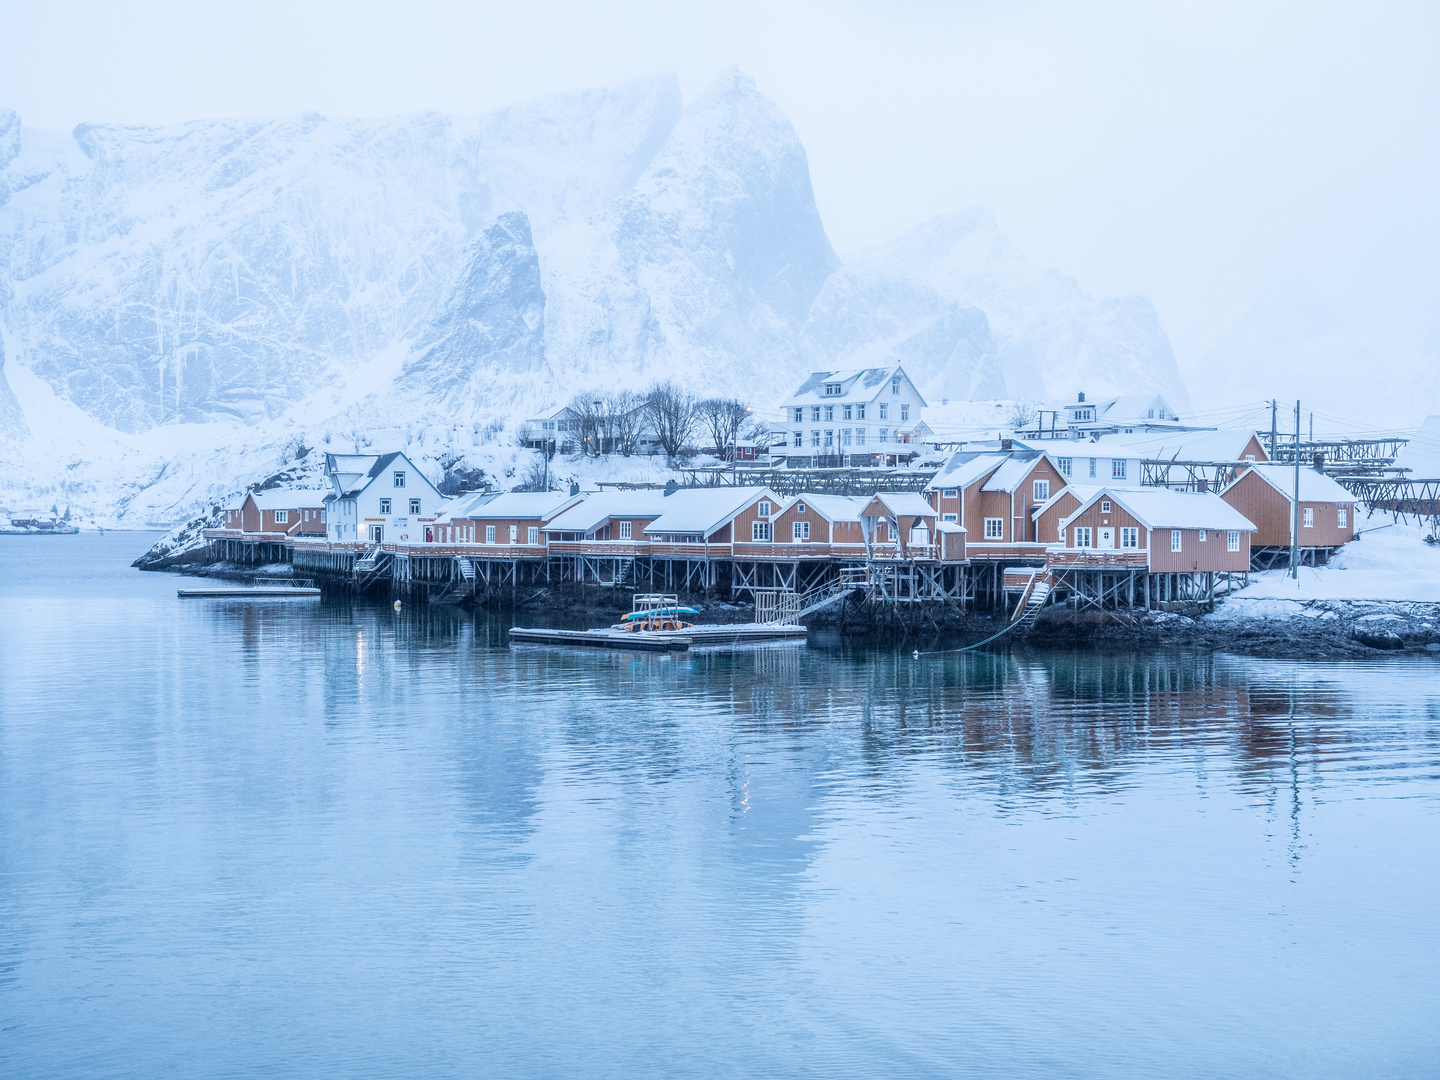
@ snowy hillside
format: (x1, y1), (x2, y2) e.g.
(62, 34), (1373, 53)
(0, 71), (1196, 525)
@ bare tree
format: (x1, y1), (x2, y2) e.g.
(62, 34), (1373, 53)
(697, 398), (752, 458)
(606, 390), (646, 456)
(646, 382), (699, 461)
(1005, 401), (1039, 432)
(567, 394), (607, 456)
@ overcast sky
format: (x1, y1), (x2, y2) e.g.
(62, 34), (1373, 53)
(3, 0), (1436, 370)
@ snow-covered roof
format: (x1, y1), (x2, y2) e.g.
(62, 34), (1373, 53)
(782, 493), (868, 522)
(980, 453), (1049, 493)
(1062, 487), (1257, 531)
(1393, 415), (1440, 478)
(430, 491), (498, 523)
(1236, 464), (1357, 504)
(439, 490), (580, 523)
(783, 364), (927, 408)
(1089, 428), (1264, 462)
(642, 487), (777, 536)
(1031, 484), (1102, 519)
(862, 492), (937, 519)
(249, 489), (330, 510)
(542, 490), (674, 533)
(926, 451), (1008, 492)
(935, 520), (966, 534)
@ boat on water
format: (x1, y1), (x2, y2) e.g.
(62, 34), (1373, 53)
(510, 593), (806, 651)
(612, 604), (701, 632)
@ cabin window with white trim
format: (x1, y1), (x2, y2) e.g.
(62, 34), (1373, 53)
(379, 498), (391, 514)
(1074, 527), (1092, 548)
(1199, 530), (1207, 541)
(1056, 457), (1072, 476)
(855, 427), (866, 445)
(796, 503), (806, 513)
(984, 518), (1003, 540)
(824, 431), (834, 447)
(409, 499), (420, 514)
(900, 404), (910, 421)
(941, 488), (958, 499)
(879, 402), (889, 420)
(758, 500), (771, 517)
(1338, 508), (1348, 529)
(529, 527), (539, 545)
(1228, 530), (1240, 551)
(619, 521), (631, 540)
(1121, 527), (1138, 548)
(811, 431), (820, 447)
(1245, 454), (1255, 462)
(1101, 500), (1111, 513)
(1171, 529), (1182, 551)
(509, 525), (518, 543)
(752, 521), (772, 541)
(393, 471), (405, 487)
(825, 382), (842, 396)
(1303, 507), (1314, 528)
(811, 406), (821, 422)
(793, 521), (810, 541)
(274, 510), (287, 523)
(794, 431), (803, 448)
(824, 406), (834, 422)
(879, 427), (889, 443)
(793, 407), (804, 422)
(1112, 459), (1127, 479)
(892, 377), (901, 394)
(843, 404), (852, 420)
(856, 404), (865, 420)
(841, 429), (852, 446)
(943, 513), (957, 523)
(1033, 480), (1049, 502)
(486, 525), (496, 543)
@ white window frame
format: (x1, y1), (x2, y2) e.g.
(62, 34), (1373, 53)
(855, 427), (866, 446)
(1088, 459), (1097, 478)
(1303, 507), (1314, 528)
(409, 499), (421, 515)
(796, 502), (806, 513)
(1056, 457), (1072, 477)
(793, 520), (810, 541)
(1338, 508), (1348, 529)
(752, 520), (772, 541)
(811, 406), (821, 422)
(1121, 527), (1138, 549)
(942, 513), (958, 523)
(891, 377), (901, 395)
(811, 431), (821, 447)
(1033, 479), (1049, 502)
(274, 510), (288, 523)
(393, 471), (406, 487)
(984, 518), (1004, 540)
(486, 525), (496, 543)
(1074, 526), (1092, 548)
(794, 431), (803, 448)
(1227, 530), (1240, 551)
(843, 404), (852, 420)
(1199, 529), (1207, 542)
(901, 404), (910, 422)
(879, 402), (889, 420)
(529, 526), (539, 545)
(1112, 459), (1127, 480)
(856, 404), (866, 420)
(1171, 529), (1182, 552)
(379, 498), (391, 514)
(758, 500), (771, 517)
(793, 407), (804, 423)
(824, 406), (834, 422)
(1100, 500), (1111, 513)
(619, 521), (632, 540)
(941, 488), (958, 499)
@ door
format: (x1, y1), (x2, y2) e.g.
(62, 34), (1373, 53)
(424, 526), (434, 543)
(1097, 526), (1115, 549)
(369, 524), (384, 544)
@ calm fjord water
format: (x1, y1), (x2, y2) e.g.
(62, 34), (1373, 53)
(2, 532), (1438, 1078)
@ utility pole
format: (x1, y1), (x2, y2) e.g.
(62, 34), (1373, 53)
(1290, 399), (1301, 579)
(1270, 399), (1278, 459)
(1309, 412), (1313, 442)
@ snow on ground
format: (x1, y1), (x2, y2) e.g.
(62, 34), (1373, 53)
(1212, 516), (1440, 619)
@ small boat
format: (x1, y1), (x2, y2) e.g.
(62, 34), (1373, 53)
(613, 605), (700, 632)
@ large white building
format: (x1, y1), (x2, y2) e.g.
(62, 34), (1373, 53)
(775, 364), (928, 467)
(323, 452), (448, 544)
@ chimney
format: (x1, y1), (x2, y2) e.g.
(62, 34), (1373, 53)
(1078, 391), (1085, 403)
(1313, 453), (1325, 472)
(569, 481), (580, 496)
(664, 479), (678, 496)
(1000, 438), (1013, 452)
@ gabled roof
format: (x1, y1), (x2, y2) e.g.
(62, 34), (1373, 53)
(783, 364), (928, 409)
(436, 490), (581, 524)
(861, 492), (938, 519)
(1235, 464), (1357, 504)
(1030, 483), (1102, 521)
(325, 450), (441, 500)
(1061, 487), (1257, 531)
(926, 451), (1009, 492)
(542, 490), (674, 533)
(781, 494), (868, 523)
(642, 487), (778, 536)
(980, 452), (1050, 493)
(248, 489), (331, 510)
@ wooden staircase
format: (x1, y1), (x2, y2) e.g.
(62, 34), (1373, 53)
(1009, 571), (1053, 630)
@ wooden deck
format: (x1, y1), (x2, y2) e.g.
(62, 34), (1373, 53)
(508, 623), (807, 651)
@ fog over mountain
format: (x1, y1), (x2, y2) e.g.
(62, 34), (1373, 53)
(0, 68), (1195, 520)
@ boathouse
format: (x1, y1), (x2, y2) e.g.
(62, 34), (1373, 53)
(431, 489), (582, 550)
(541, 489), (674, 585)
(1219, 463), (1357, 568)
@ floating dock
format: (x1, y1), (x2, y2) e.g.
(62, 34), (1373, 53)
(508, 623), (807, 652)
(177, 586), (322, 598)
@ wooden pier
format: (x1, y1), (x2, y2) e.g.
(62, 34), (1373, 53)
(507, 623), (807, 651)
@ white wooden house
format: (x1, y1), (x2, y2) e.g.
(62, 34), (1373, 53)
(779, 364), (927, 467)
(323, 452), (447, 544)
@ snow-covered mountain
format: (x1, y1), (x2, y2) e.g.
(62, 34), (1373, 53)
(1187, 277), (1439, 430)
(0, 70), (1193, 524)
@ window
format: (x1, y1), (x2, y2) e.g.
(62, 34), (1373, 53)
(752, 521), (772, 541)
(619, 521), (631, 539)
(1199, 530), (1207, 541)
(794, 431), (803, 448)
(794, 407), (804, 422)
(529, 526), (539, 545)
(1112, 459), (1127, 480)
(843, 404), (852, 420)
(393, 471), (406, 487)
(796, 502), (806, 513)
(1101, 500), (1111, 513)
(891, 377), (901, 394)
(900, 404), (910, 422)
(823, 405), (834, 422)
(274, 510), (288, 523)
(379, 498), (392, 514)
(1171, 529), (1182, 552)
(793, 521), (810, 541)
(486, 525), (496, 543)
(1033, 480), (1049, 502)
(758, 500), (771, 517)
(841, 429), (852, 446)
(1075, 408), (1094, 421)
(825, 382), (842, 396)
(811, 406), (821, 422)
(1121, 527), (1138, 548)
(1147, 408), (1154, 418)
(943, 513), (958, 523)
(1338, 508), (1348, 529)
(1303, 507), (1314, 528)
(855, 427), (866, 446)
(1227, 530), (1240, 551)
(824, 430), (834, 447)
(1057, 457), (1072, 477)
(811, 431), (821, 447)
(1074, 526), (1092, 548)
(409, 499), (420, 515)
(984, 518), (1004, 540)
(509, 525), (518, 543)
(856, 404), (865, 420)
(1245, 454), (1255, 462)
(1088, 459), (1097, 478)
(879, 428), (889, 443)
(941, 488), (959, 499)
(879, 402), (889, 420)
